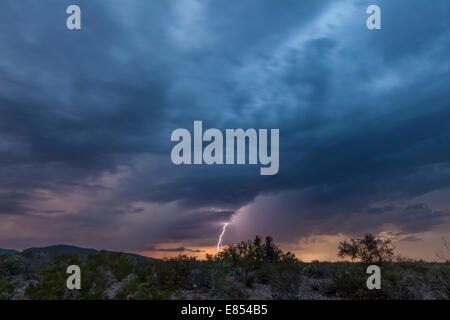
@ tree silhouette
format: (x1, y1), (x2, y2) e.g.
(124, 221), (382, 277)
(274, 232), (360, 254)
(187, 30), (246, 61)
(338, 233), (394, 263)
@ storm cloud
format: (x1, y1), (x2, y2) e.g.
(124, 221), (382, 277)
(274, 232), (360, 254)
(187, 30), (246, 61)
(0, 0), (449, 257)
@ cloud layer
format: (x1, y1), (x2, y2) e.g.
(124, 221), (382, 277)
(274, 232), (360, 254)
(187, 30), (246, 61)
(0, 0), (450, 258)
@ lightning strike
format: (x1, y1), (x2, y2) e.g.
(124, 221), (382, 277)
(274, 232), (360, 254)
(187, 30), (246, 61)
(216, 222), (228, 254)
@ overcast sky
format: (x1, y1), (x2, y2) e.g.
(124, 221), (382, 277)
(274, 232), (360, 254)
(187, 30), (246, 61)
(1, 0), (449, 260)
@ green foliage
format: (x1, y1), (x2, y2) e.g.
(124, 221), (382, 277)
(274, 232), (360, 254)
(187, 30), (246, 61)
(76, 252), (111, 299)
(319, 263), (385, 299)
(217, 235), (297, 287)
(439, 263), (450, 298)
(219, 236), (296, 267)
(0, 255), (27, 276)
(319, 261), (449, 300)
(134, 260), (154, 283)
(114, 278), (140, 300)
(53, 254), (81, 267)
(110, 253), (134, 281)
(254, 262), (273, 284)
(1, 236), (448, 300)
(21, 251), (34, 259)
(80, 268), (110, 300)
(207, 260), (232, 298)
(25, 265), (66, 299)
(152, 261), (176, 299)
(0, 279), (17, 299)
(302, 263), (318, 278)
(166, 255), (197, 289)
(301, 261), (335, 279)
(269, 262), (302, 300)
(321, 263), (366, 298)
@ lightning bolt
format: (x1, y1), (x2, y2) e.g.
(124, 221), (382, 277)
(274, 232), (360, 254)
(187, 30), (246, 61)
(216, 222), (228, 254)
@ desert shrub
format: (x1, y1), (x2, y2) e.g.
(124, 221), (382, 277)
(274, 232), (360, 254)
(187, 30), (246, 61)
(148, 261), (176, 299)
(76, 253), (114, 299)
(303, 261), (336, 279)
(302, 263), (319, 278)
(383, 261), (450, 299)
(155, 261), (176, 289)
(25, 265), (66, 299)
(410, 262), (450, 299)
(0, 254), (27, 276)
(114, 278), (140, 300)
(321, 263), (388, 299)
(110, 254), (134, 281)
(53, 254), (81, 267)
(80, 268), (110, 300)
(219, 236), (296, 268)
(206, 260), (232, 298)
(191, 262), (212, 289)
(217, 235), (298, 288)
(380, 265), (421, 299)
(269, 262), (302, 300)
(190, 258), (233, 296)
(167, 255), (197, 289)
(133, 286), (152, 300)
(21, 251), (34, 259)
(86, 251), (110, 270)
(338, 233), (394, 263)
(438, 263), (450, 298)
(255, 262), (274, 284)
(0, 279), (17, 299)
(69, 254), (112, 299)
(321, 263), (364, 298)
(233, 266), (256, 288)
(134, 260), (154, 283)
(4, 236), (449, 300)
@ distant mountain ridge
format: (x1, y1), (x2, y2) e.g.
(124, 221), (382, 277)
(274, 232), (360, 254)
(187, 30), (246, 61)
(23, 245), (98, 256)
(0, 244), (152, 260)
(0, 248), (19, 255)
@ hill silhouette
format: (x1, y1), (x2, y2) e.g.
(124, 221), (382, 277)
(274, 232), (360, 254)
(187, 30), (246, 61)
(0, 248), (18, 255)
(23, 245), (98, 256)
(1, 244), (152, 260)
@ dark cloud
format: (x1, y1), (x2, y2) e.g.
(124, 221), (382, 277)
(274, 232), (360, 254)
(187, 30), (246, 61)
(399, 236), (423, 243)
(0, 191), (35, 215)
(0, 0), (450, 251)
(146, 246), (204, 253)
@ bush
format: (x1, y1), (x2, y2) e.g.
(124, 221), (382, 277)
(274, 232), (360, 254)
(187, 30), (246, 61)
(338, 233), (394, 263)
(0, 279), (17, 299)
(0, 255), (27, 276)
(167, 255), (196, 289)
(302, 263), (318, 278)
(439, 263), (450, 298)
(322, 264), (365, 298)
(205, 259), (232, 298)
(321, 263), (389, 299)
(114, 278), (140, 300)
(153, 261), (176, 298)
(134, 261), (154, 283)
(219, 236), (296, 267)
(217, 235), (298, 288)
(25, 265), (66, 299)
(110, 254), (134, 281)
(191, 262), (212, 289)
(2, 236), (448, 301)
(269, 262), (302, 300)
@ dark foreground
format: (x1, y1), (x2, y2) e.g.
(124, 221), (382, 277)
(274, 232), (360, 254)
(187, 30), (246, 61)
(1, 238), (449, 300)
